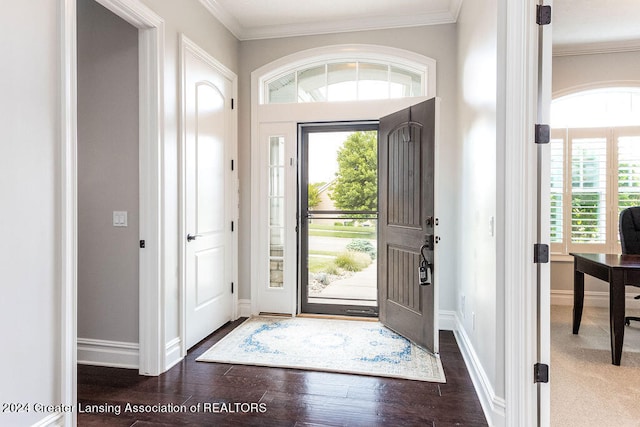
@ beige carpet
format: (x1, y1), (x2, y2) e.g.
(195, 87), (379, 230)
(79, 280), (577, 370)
(551, 305), (640, 426)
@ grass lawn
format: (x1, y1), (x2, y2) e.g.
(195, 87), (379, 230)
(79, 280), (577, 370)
(308, 223), (376, 239)
(308, 256), (337, 273)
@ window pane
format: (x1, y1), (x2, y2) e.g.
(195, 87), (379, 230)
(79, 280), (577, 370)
(270, 136), (284, 166)
(571, 137), (607, 243)
(550, 139), (563, 243)
(618, 135), (640, 220)
(551, 88), (640, 128)
(268, 72), (296, 104)
(268, 135), (286, 288)
(326, 62), (357, 102)
(390, 66), (421, 98)
(358, 63), (389, 100)
(298, 65), (326, 102)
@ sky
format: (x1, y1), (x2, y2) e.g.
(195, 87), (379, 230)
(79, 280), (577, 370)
(307, 131), (352, 184)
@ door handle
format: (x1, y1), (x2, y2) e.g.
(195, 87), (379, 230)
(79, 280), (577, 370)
(187, 234), (202, 242)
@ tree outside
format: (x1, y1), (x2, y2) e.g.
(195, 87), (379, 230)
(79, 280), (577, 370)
(329, 131), (377, 213)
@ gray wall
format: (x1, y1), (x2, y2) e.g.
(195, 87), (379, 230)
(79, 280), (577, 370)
(238, 25), (459, 310)
(77, 0), (140, 343)
(551, 50), (640, 294)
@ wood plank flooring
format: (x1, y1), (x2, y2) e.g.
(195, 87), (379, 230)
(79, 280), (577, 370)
(78, 319), (487, 426)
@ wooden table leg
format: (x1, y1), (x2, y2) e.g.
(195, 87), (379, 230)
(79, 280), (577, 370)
(573, 260), (584, 334)
(610, 270), (625, 366)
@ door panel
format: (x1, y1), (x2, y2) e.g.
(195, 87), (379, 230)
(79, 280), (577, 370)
(378, 99), (437, 353)
(184, 46), (233, 350)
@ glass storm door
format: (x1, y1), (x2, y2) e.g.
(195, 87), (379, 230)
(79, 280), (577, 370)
(299, 123), (379, 316)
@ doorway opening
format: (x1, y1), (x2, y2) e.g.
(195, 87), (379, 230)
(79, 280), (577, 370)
(299, 122), (379, 317)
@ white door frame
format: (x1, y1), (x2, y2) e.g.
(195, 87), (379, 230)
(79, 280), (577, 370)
(59, 0), (164, 423)
(250, 45), (437, 317)
(501, 0), (545, 426)
(178, 33), (239, 357)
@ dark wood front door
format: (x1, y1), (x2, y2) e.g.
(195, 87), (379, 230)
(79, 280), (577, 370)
(378, 98), (437, 353)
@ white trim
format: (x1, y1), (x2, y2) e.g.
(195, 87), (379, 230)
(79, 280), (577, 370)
(77, 338), (140, 369)
(198, 0), (243, 39)
(238, 299), (252, 318)
(165, 337), (182, 371)
(552, 80), (640, 100)
(501, 1), (540, 425)
(438, 310), (457, 331)
(31, 412), (65, 427)
(199, 0), (462, 41)
(554, 39), (640, 57)
(178, 34), (239, 356)
(59, 1), (77, 427)
(454, 314), (505, 427)
(551, 290), (640, 309)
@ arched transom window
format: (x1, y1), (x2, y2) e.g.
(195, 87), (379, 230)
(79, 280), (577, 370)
(258, 45), (435, 104)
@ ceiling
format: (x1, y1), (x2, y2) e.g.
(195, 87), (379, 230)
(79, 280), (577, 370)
(200, 0), (640, 54)
(553, 0), (640, 54)
(199, 0), (463, 40)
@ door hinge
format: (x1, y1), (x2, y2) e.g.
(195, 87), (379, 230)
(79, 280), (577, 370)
(231, 282), (234, 294)
(536, 5), (551, 25)
(535, 124), (550, 144)
(139, 240), (145, 249)
(231, 159), (234, 171)
(534, 363), (549, 383)
(533, 243), (549, 263)
(231, 98), (235, 109)
(231, 221), (234, 232)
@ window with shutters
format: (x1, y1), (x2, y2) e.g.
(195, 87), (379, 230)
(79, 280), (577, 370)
(550, 88), (640, 255)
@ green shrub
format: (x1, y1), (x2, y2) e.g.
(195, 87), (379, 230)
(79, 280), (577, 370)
(345, 239), (376, 260)
(335, 251), (372, 272)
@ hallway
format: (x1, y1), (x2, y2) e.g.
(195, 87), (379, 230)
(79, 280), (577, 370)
(78, 320), (487, 426)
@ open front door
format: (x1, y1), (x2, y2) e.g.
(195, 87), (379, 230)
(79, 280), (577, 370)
(378, 98), (438, 353)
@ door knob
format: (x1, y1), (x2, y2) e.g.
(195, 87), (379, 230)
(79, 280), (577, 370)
(187, 234), (202, 242)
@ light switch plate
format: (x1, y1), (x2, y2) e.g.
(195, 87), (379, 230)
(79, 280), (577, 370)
(113, 211), (128, 227)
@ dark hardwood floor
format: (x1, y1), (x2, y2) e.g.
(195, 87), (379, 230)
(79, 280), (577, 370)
(78, 320), (487, 426)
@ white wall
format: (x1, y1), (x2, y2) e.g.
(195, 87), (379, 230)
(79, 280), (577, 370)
(456, 0), (503, 406)
(0, 3), (61, 426)
(551, 50), (640, 297)
(238, 25), (460, 312)
(77, 0), (140, 345)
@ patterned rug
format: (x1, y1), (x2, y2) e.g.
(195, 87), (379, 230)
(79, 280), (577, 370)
(197, 316), (446, 383)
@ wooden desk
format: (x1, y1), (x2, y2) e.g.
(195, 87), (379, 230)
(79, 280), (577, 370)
(571, 253), (640, 365)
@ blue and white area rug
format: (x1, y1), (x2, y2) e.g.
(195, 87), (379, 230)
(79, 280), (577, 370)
(197, 316), (446, 383)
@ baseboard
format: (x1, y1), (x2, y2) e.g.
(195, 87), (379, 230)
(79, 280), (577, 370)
(31, 412), (65, 427)
(237, 299), (252, 318)
(452, 314), (505, 427)
(439, 310), (456, 331)
(551, 290), (640, 309)
(165, 337), (182, 371)
(77, 338), (139, 369)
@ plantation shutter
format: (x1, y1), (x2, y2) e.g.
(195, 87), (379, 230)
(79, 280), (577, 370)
(569, 129), (608, 250)
(550, 130), (565, 252)
(616, 131), (640, 243)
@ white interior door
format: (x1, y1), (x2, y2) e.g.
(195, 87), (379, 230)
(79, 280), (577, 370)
(183, 38), (235, 350)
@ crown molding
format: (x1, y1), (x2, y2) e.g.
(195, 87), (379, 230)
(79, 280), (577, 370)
(199, 0), (242, 39)
(553, 39), (640, 56)
(200, 0), (462, 41)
